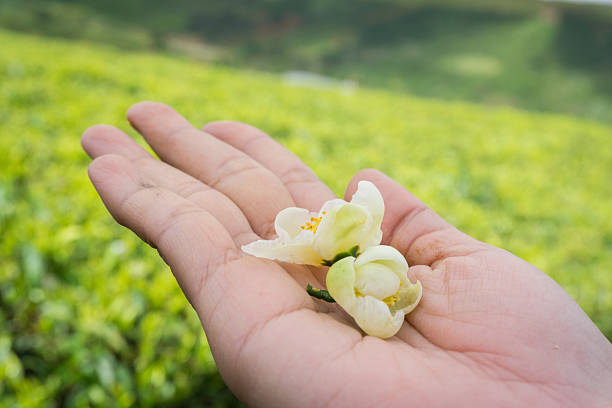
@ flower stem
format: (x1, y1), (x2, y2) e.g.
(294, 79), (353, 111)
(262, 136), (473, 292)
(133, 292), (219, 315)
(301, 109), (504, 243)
(321, 245), (360, 266)
(307, 284), (336, 303)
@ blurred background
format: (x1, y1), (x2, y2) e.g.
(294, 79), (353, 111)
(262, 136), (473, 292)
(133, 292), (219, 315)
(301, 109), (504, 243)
(0, 0), (610, 406)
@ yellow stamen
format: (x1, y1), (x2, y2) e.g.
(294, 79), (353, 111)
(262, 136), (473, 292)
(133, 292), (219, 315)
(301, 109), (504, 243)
(354, 287), (400, 307)
(383, 294), (399, 306)
(300, 214), (324, 234)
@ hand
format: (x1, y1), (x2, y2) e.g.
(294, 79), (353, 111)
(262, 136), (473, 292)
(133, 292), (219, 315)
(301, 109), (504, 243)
(82, 102), (612, 407)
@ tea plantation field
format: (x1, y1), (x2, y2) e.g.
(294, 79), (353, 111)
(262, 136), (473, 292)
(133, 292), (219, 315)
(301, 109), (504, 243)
(1, 29), (611, 407)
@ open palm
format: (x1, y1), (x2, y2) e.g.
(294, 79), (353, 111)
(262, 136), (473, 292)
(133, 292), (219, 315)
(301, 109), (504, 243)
(82, 102), (611, 407)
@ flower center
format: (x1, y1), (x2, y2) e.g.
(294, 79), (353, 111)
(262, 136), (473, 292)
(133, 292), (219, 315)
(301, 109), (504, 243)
(354, 284), (402, 307)
(300, 211), (326, 234)
(382, 293), (399, 307)
(382, 283), (403, 307)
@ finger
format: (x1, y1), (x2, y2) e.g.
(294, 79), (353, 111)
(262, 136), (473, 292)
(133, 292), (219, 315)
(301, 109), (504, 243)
(81, 124), (150, 160)
(87, 155), (362, 405)
(87, 153), (320, 311)
(87, 153), (243, 305)
(202, 121), (335, 211)
(83, 124), (328, 287)
(82, 124), (255, 246)
(345, 169), (487, 266)
(126, 102), (294, 239)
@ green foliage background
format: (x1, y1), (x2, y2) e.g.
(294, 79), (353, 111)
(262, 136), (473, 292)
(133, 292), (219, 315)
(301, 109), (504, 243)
(2, 0), (611, 123)
(1, 28), (611, 406)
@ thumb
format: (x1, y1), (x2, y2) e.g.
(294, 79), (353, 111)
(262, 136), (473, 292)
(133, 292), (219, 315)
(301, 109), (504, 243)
(345, 169), (486, 266)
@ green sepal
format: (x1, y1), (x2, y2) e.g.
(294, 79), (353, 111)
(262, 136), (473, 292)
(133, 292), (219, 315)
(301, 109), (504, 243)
(321, 245), (359, 266)
(306, 284), (336, 303)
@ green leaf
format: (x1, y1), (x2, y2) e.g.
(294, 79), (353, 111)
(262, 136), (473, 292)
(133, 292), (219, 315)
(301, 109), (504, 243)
(321, 245), (360, 266)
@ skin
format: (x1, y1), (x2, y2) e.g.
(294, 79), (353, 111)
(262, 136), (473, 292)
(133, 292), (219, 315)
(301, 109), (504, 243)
(82, 102), (612, 407)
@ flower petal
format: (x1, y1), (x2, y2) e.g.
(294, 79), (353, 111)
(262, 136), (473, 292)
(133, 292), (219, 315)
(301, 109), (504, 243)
(326, 256), (406, 338)
(354, 262), (400, 299)
(325, 256), (358, 308)
(319, 198), (347, 215)
(241, 206), (324, 265)
(275, 207), (313, 239)
(241, 239), (322, 265)
(314, 203), (371, 260)
(390, 280), (422, 315)
(355, 245), (409, 281)
(352, 296), (405, 338)
(350, 181), (384, 229)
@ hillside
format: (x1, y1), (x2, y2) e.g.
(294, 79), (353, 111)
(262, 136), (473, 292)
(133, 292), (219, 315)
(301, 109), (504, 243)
(1, 29), (611, 406)
(2, 1), (611, 123)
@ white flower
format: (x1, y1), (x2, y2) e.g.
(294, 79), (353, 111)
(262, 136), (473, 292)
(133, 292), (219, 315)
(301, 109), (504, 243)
(326, 245), (422, 338)
(242, 181), (384, 265)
